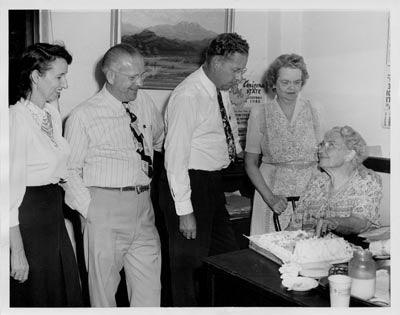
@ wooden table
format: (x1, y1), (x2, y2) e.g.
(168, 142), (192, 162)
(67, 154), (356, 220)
(203, 249), (378, 307)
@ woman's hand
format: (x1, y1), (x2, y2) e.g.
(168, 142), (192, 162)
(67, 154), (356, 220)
(245, 152), (288, 215)
(10, 247), (29, 283)
(267, 194), (288, 215)
(315, 218), (338, 237)
(10, 225), (29, 282)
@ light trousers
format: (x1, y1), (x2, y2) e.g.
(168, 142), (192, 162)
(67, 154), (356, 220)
(83, 187), (161, 307)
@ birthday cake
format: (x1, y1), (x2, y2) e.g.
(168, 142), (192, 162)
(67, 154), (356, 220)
(249, 230), (354, 265)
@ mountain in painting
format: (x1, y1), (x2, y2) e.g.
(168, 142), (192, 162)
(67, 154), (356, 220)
(147, 21), (218, 41)
(121, 23), (143, 36)
(122, 29), (212, 56)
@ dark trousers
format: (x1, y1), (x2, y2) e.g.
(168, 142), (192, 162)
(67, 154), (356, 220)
(159, 168), (238, 306)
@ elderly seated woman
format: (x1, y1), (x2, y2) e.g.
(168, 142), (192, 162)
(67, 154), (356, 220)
(288, 126), (382, 237)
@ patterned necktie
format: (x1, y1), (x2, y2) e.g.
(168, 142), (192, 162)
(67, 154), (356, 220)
(41, 111), (57, 147)
(123, 102), (153, 178)
(217, 89), (236, 162)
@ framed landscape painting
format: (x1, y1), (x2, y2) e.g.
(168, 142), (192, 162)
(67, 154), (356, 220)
(112, 9), (234, 90)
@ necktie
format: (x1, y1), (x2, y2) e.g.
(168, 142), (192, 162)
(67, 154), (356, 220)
(123, 102), (153, 178)
(217, 89), (236, 162)
(41, 111), (57, 147)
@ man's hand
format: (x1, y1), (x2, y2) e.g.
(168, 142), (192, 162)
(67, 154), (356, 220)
(315, 218), (338, 237)
(179, 213), (197, 239)
(10, 248), (29, 283)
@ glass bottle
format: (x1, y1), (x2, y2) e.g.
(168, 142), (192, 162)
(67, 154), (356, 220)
(348, 249), (376, 300)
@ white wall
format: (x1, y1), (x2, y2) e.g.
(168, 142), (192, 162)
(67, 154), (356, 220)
(44, 11), (112, 119)
(301, 11), (390, 158)
(235, 10), (390, 158)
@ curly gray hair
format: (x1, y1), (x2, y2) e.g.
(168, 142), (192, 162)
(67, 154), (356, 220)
(330, 126), (368, 166)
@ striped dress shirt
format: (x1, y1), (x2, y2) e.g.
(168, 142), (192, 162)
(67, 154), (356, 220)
(63, 86), (164, 217)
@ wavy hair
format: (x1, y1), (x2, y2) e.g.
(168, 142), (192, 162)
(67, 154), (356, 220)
(16, 43), (72, 100)
(204, 32), (249, 64)
(265, 54), (309, 90)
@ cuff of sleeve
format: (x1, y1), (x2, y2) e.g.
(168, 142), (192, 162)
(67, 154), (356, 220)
(79, 200), (90, 218)
(64, 194), (91, 219)
(175, 200), (194, 216)
(10, 207), (19, 227)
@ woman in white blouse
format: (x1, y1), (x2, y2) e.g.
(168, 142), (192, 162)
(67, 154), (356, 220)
(9, 43), (83, 306)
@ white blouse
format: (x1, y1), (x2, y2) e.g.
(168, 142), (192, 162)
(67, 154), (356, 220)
(10, 99), (70, 227)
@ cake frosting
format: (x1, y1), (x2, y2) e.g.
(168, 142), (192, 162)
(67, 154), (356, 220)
(292, 236), (353, 264)
(249, 230), (354, 265)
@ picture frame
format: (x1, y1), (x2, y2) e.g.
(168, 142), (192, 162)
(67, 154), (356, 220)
(111, 9), (234, 90)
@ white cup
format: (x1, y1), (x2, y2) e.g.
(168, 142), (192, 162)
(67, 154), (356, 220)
(328, 274), (352, 307)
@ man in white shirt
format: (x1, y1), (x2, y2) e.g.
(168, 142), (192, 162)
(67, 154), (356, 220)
(162, 33), (249, 306)
(63, 44), (164, 307)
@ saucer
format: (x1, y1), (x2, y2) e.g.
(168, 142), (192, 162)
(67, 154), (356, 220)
(282, 276), (319, 291)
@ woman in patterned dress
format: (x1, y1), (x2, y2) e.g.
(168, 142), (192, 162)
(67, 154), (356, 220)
(288, 126), (382, 237)
(9, 43), (83, 306)
(245, 54), (322, 235)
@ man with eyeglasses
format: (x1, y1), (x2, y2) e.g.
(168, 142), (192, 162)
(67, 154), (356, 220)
(160, 33), (249, 306)
(63, 44), (164, 307)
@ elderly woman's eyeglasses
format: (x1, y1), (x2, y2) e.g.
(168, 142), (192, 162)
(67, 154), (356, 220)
(318, 140), (346, 151)
(277, 79), (303, 88)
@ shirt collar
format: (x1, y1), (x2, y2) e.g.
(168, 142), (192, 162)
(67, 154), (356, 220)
(101, 84), (128, 112)
(198, 66), (219, 99)
(23, 99), (48, 118)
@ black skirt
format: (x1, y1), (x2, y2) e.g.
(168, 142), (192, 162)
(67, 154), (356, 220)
(10, 184), (83, 307)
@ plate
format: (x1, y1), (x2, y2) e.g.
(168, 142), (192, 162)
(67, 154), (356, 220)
(282, 276), (319, 291)
(299, 267), (329, 279)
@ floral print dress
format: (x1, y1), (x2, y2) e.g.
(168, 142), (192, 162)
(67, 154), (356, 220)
(289, 168), (382, 232)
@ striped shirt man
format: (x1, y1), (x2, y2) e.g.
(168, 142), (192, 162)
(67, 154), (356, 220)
(63, 85), (164, 217)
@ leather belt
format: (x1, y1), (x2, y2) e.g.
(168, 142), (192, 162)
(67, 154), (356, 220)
(94, 185), (150, 194)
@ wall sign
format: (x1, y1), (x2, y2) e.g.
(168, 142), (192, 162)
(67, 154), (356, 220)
(229, 79), (267, 148)
(382, 15), (390, 129)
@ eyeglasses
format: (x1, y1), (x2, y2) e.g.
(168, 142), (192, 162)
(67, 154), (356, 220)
(277, 79), (303, 88)
(233, 68), (247, 76)
(318, 140), (345, 151)
(112, 69), (151, 83)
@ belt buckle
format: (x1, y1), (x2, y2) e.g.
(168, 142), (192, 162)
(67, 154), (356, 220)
(135, 185), (142, 194)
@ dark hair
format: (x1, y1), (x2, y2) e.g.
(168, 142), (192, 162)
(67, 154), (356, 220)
(17, 43), (72, 99)
(101, 43), (141, 74)
(205, 32), (249, 64)
(265, 54), (309, 90)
